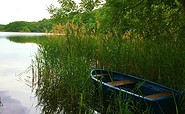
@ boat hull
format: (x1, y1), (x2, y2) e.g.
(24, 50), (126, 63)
(91, 69), (182, 114)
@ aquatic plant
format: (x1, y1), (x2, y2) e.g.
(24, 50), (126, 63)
(34, 22), (185, 113)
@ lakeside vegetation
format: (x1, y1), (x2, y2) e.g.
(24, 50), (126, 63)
(35, 23), (185, 114)
(32, 0), (185, 114)
(0, 19), (53, 32)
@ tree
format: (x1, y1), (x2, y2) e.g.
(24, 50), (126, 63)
(98, 0), (185, 40)
(2, 19), (53, 32)
(48, 0), (104, 22)
(48, 0), (185, 41)
(20, 26), (31, 32)
(47, 0), (77, 23)
(0, 25), (5, 31)
(4, 21), (29, 32)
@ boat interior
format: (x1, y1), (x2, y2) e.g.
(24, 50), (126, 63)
(93, 72), (172, 99)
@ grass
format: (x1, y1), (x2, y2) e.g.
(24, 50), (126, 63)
(33, 23), (185, 114)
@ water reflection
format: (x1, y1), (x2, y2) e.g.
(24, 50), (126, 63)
(33, 40), (102, 114)
(0, 33), (43, 114)
(0, 91), (28, 114)
(0, 33), (106, 114)
(7, 35), (48, 44)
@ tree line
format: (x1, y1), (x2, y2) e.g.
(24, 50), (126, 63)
(48, 0), (185, 42)
(0, 19), (53, 32)
(1, 0), (185, 41)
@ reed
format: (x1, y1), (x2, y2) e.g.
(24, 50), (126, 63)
(34, 22), (185, 113)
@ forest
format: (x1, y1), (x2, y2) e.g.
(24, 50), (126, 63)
(46, 0), (185, 41)
(0, 18), (53, 32)
(1, 0), (185, 39)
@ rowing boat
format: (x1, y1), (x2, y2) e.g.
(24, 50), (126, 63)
(90, 69), (182, 114)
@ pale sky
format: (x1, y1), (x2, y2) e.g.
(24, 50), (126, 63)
(0, 0), (59, 25)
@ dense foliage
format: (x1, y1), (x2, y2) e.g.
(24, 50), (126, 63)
(34, 0), (185, 113)
(35, 24), (185, 114)
(0, 24), (5, 31)
(103, 0), (185, 40)
(48, 0), (185, 41)
(0, 19), (53, 32)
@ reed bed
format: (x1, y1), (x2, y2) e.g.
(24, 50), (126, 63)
(34, 23), (185, 114)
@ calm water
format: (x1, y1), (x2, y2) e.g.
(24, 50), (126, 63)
(0, 32), (44, 114)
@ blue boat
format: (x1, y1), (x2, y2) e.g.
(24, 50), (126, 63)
(91, 69), (182, 114)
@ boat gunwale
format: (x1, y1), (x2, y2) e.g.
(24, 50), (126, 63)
(90, 69), (182, 101)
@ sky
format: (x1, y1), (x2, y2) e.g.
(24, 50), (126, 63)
(0, 0), (60, 25)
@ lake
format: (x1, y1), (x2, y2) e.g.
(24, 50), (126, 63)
(0, 32), (45, 114)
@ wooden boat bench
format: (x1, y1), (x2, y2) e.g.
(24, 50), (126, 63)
(93, 74), (135, 86)
(145, 92), (172, 99)
(106, 80), (135, 86)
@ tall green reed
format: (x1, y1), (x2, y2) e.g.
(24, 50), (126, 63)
(34, 22), (185, 113)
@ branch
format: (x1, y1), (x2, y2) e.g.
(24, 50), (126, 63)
(126, 0), (145, 10)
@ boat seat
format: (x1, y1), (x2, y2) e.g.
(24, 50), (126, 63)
(145, 92), (172, 99)
(94, 74), (110, 77)
(106, 80), (135, 86)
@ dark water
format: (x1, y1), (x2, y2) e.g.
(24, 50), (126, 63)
(0, 32), (43, 114)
